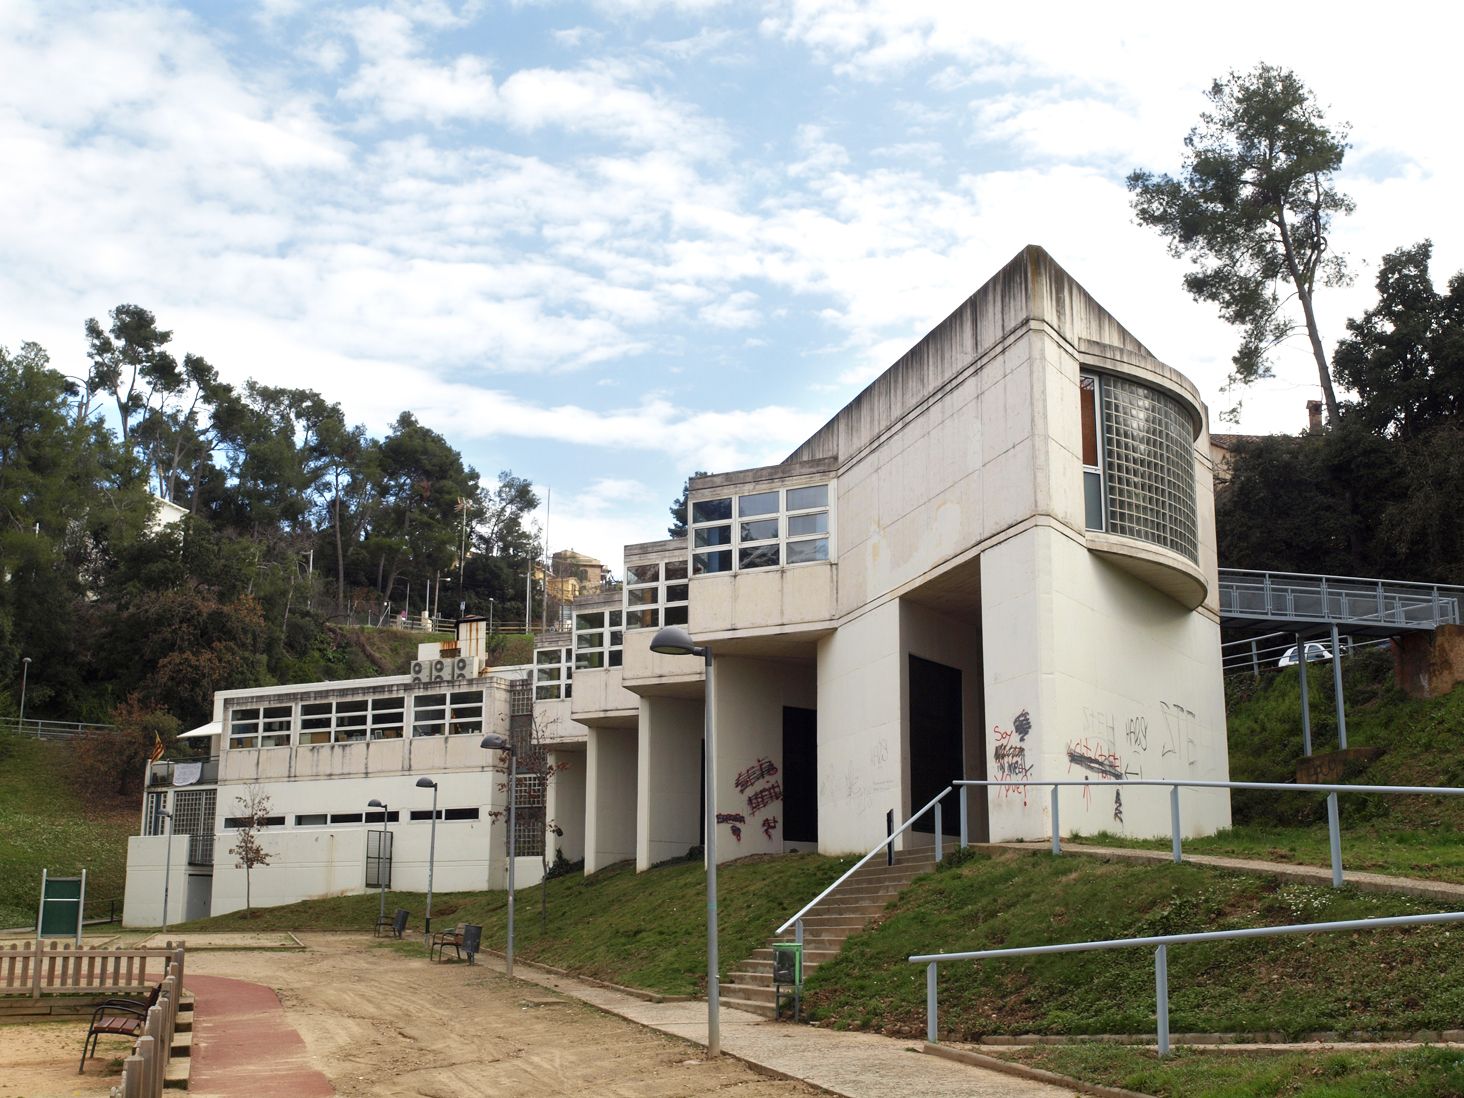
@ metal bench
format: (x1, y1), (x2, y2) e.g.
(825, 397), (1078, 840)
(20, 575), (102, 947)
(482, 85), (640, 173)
(430, 923), (467, 962)
(79, 983), (161, 1072)
(375, 908), (409, 939)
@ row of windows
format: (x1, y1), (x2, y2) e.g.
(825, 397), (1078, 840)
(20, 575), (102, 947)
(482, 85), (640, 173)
(690, 484), (831, 575)
(572, 609), (623, 670)
(221, 807), (482, 829)
(227, 690), (488, 749)
(623, 558), (689, 631)
(534, 646), (573, 701)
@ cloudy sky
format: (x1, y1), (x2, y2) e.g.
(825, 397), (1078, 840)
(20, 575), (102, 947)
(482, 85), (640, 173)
(4, 0), (1462, 571)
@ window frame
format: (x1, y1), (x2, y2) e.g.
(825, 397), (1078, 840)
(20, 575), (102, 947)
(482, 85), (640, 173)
(690, 482), (833, 576)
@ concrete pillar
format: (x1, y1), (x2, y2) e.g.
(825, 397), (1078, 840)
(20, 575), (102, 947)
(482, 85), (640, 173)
(546, 747), (586, 864)
(584, 726), (637, 874)
(816, 601), (903, 855)
(636, 696), (704, 871)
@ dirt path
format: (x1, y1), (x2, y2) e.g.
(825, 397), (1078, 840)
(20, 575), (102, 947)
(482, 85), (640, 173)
(185, 934), (820, 1097)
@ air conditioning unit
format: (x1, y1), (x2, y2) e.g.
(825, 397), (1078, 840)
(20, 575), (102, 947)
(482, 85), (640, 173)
(410, 660), (427, 684)
(454, 656), (471, 678)
(431, 659), (447, 681)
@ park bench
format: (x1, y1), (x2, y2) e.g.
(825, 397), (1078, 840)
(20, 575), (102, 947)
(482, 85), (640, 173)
(79, 983), (161, 1072)
(374, 908), (409, 939)
(430, 923), (467, 962)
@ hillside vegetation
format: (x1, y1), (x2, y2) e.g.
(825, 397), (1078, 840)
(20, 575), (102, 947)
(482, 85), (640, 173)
(0, 735), (134, 929)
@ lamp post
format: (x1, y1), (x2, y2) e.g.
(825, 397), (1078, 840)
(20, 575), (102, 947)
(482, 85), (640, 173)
(158, 808), (174, 935)
(480, 734), (515, 978)
(415, 778), (439, 941)
(18, 656), (31, 734)
(648, 625), (718, 1057)
(367, 798), (390, 927)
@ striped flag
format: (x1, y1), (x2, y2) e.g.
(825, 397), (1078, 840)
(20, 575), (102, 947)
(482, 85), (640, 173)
(150, 732), (165, 763)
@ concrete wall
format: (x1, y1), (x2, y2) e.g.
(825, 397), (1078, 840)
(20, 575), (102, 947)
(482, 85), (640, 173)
(572, 666), (639, 722)
(815, 601), (903, 855)
(122, 834), (190, 928)
(584, 726), (637, 873)
(636, 696), (703, 870)
(981, 525), (1230, 843)
(708, 655), (816, 863)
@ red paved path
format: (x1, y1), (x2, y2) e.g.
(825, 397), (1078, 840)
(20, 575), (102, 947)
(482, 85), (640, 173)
(188, 974), (334, 1098)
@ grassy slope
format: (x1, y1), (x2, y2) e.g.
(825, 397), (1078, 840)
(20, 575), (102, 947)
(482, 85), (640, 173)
(0, 735), (135, 928)
(1073, 648), (1464, 881)
(186, 852), (855, 996)
(804, 849), (1464, 1039)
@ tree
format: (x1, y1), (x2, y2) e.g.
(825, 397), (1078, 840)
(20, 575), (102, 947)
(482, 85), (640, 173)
(228, 787), (274, 917)
(72, 698), (181, 800)
(1333, 241), (1464, 438)
(667, 471), (708, 538)
(1128, 65), (1354, 422)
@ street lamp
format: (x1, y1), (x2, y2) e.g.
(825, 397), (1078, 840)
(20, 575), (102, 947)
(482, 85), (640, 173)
(648, 625), (719, 1057)
(367, 798), (390, 927)
(415, 778), (439, 941)
(158, 809), (174, 935)
(18, 656), (31, 733)
(480, 733), (515, 978)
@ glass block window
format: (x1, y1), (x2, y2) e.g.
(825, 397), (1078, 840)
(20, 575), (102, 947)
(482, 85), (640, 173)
(1087, 372), (1199, 563)
(533, 645), (573, 701)
(622, 559), (691, 631)
(691, 483), (832, 575)
(173, 788), (217, 865)
(573, 609), (623, 670)
(144, 792), (168, 836)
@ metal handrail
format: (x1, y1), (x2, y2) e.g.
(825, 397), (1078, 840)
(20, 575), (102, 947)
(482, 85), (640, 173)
(0, 716), (117, 739)
(954, 778), (1464, 889)
(910, 910), (1464, 1054)
(1220, 567), (1464, 594)
(776, 786), (954, 938)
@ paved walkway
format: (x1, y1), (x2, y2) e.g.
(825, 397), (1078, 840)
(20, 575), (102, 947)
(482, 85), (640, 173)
(479, 956), (1079, 1098)
(188, 974), (335, 1098)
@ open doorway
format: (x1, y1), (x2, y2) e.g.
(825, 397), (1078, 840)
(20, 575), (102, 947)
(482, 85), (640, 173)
(782, 706), (818, 844)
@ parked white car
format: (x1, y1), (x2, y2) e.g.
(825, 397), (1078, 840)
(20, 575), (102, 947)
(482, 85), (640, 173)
(1278, 642), (1332, 668)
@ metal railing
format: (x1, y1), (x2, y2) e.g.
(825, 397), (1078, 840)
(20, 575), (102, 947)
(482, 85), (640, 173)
(1218, 630), (1381, 675)
(954, 778), (1464, 889)
(910, 910), (1464, 1054)
(0, 716), (116, 739)
(776, 787), (954, 944)
(1217, 568), (1463, 630)
(146, 757), (220, 787)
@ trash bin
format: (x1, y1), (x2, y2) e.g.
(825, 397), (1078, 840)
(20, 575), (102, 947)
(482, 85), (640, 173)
(772, 942), (803, 1021)
(462, 924), (482, 964)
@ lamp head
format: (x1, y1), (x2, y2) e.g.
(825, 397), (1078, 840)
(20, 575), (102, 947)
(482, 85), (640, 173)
(415, 777), (438, 789)
(367, 798), (386, 809)
(480, 734), (513, 753)
(649, 625), (702, 657)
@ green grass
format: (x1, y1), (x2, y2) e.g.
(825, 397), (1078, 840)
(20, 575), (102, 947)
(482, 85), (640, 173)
(0, 734), (134, 929)
(183, 851), (856, 996)
(982, 1044), (1464, 1098)
(803, 848), (1464, 1040)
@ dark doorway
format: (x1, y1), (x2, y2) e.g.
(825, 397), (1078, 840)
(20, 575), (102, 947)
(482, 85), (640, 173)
(908, 656), (963, 834)
(782, 706), (818, 844)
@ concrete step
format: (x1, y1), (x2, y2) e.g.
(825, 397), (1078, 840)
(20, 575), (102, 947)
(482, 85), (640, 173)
(719, 995), (776, 1019)
(163, 1056), (190, 1090)
(720, 981), (777, 1004)
(748, 947), (840, 964)
(170, 1031), (192, 1058)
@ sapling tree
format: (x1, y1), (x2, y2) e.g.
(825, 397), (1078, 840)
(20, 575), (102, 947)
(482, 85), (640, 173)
(228, 786), (273, 917)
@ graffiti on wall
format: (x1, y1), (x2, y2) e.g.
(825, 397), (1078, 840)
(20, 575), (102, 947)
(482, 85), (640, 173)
(992, 714), (1034, 804)
(726, 756), (785, 842)
(761, 816), (778, 839)
(734, 757), (779, 793)
(1065, 738), (1125, 782)
(716, 811), (746, 842)
(747, 781), (784, 815)
(1160, 702), (1199, 767)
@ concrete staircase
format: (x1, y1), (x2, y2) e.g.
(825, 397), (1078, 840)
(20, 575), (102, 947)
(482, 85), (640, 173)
(720, 846), (945, 1019)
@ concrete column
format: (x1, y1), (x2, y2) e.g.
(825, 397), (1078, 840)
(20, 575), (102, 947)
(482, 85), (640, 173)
(546, 747), (586, 864)
(584, 726), (637, 874)
(636, 696), (704, 871)
(816, 601), (903, 855)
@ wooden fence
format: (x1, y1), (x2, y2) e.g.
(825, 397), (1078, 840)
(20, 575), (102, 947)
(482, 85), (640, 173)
(116, 948), (186, 1098)
(0, 940), (183, 999)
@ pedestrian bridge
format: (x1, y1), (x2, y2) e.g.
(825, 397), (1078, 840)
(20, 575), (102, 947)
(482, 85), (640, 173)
(1218, 569), (1463, 637)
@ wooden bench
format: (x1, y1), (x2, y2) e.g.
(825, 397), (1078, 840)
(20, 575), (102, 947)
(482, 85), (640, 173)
(79, 983), (160, 1072)
(430, 923), (466, 962)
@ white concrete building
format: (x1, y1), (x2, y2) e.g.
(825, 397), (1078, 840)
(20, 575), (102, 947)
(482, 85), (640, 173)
(122, 246), (1230, 925)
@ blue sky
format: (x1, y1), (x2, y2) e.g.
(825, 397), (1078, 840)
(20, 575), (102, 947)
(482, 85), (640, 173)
(4, 0), (1462, 571)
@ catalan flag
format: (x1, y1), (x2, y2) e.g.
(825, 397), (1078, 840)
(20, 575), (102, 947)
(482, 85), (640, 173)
(150, 732), (165, 763)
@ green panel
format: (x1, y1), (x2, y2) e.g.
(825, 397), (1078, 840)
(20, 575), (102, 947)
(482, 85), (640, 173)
(39, 876), (82, 937)
(43, 877), (82, 901)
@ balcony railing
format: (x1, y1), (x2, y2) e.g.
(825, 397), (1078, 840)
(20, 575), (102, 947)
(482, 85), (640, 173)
(146, 757), (219, 787)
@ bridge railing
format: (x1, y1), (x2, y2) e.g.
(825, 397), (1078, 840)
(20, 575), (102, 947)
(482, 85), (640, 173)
(1217, 569), (1462, 629)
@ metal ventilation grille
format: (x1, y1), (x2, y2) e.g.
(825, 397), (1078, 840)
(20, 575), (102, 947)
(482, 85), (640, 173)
(1101, 375), (1199, 563)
